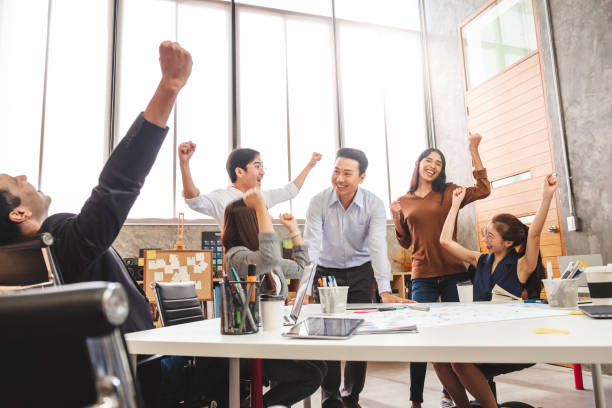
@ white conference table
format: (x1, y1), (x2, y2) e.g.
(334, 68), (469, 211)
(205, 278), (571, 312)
(126, 304), (612, 408)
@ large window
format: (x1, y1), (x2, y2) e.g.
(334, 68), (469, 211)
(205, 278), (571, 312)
(0, 0), (428, 221)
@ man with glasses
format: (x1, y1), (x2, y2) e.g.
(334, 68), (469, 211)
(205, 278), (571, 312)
(179, 142), (321, 228)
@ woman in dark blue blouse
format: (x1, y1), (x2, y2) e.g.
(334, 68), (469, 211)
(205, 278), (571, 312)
(431, 174), (558, 408)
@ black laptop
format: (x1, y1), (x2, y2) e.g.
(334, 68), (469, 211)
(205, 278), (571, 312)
(579, 305), (612, 319)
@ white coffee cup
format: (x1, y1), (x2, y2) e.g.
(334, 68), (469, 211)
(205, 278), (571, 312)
(260, 294), (284, 331)
(585, 266), (612, 305)
(456, 281), (473, 303)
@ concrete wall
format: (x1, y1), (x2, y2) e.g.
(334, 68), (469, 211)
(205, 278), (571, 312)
(535, 0), (612, 263)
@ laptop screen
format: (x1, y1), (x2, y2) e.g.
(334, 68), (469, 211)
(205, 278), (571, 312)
(290, 263), (317, 322)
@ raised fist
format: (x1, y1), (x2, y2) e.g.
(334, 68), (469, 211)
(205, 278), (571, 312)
(178, 141), (196, 163)
(159, 41), (192, 91)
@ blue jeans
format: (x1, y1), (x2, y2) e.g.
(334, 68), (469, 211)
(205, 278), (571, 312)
(409, 272), (468, 403)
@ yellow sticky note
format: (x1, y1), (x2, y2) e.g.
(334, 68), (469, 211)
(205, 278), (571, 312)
(138, 258), (144, 266)
(533, 328), (569, 335)
(569, 311), (585, 316)
(146, 250), (156, 259)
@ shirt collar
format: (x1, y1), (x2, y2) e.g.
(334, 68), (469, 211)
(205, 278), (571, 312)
(330, 186), (364, 209)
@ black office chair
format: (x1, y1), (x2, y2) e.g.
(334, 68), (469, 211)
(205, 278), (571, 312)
(153, 282), (219, 407)
(465, 373), (535, 408)
(0, 232), (63, 287)
(153, 281), (205, 327)
(0, 281), (141, 407)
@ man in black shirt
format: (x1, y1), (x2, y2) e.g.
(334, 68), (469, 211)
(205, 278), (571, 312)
(0, 41), (228, 406)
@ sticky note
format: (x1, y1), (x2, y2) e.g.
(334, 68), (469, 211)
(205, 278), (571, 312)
(195, 252), (205, 262)
(164, 266), (173, 275)
(154, 272), (164, 282)
(138, 258), (144, 266)
(187, 257), (196, 266)
(200, 261), (209, 271)
(533, 328), (569, 335)
(193, 264), (202, 274)
(195, 281), (202, 290)
(169, 254), (179, 267)
(148, 261), (157, 270)
(146, 250), (156, 259)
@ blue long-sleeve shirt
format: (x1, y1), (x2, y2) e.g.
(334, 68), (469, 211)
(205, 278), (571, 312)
(303, 186), (391, 294)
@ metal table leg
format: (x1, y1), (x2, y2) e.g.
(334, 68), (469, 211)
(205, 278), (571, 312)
(592, 363), (606, 408)
(230, 357), (240, 408)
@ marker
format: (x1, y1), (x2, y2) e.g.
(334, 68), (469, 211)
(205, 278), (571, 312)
(318, 278), (324, 287)
(331, 276), (337, 287)
(247, 264), (257, 302)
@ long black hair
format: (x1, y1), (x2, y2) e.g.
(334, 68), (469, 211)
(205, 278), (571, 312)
(408, 148), (448, 199)
(491, 213), (545, 299)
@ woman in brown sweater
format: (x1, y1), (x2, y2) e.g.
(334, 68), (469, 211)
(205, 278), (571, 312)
(391, 134), (490, 408)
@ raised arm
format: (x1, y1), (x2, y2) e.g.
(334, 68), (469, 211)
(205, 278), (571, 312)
(178, 141), (200, 199)
(460, 133), (491, 207)
(291, 152), (322, 190)
(517, 174), (558, 282)
(61, 42), (192, 278)
(439, 187), (480, 267)
(243, 188), (274, 233)
(391, 199), (412, 249)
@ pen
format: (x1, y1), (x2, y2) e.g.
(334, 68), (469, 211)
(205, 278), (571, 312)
(230, 267), (257, 331)
(331, 276), (337, 287)
(318, 278), (324, 287)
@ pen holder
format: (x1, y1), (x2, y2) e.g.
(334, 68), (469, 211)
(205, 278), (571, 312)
(318, 286), (349, 315)
(543, 279), (579, 308)
(220, 280), (260, 335)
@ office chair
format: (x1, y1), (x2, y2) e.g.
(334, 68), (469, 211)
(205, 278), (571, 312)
(153, 281), (221, 407)
(0, 232), (63, 287)
(0, 281), (141, 407)
(153, 281), (205, 327)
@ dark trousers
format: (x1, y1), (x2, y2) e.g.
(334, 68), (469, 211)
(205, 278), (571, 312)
(315, 262), (375, 408)
(263, 359), (327, 407)
(409, 272), (467, 403)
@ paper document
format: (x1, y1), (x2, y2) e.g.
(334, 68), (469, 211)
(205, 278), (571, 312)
(491, 284), (521, 303)
(356, 319), (418, 334)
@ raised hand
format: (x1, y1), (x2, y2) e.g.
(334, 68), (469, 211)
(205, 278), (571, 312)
(279, 213), (299, 234)
(452, 186), (466, 206)
(390, 200), (402, 221)
(468, 132), (482, 151)
(159, 41), (192, 92)
(178, 141), (196, 164)
(543, 173), (558, 198)
(243, 188), (267, 211)
(309, 152), (323, 168)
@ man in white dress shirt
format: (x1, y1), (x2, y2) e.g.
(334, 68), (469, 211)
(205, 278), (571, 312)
(304, 148), (410, 408)
(178, 141), (321, 228)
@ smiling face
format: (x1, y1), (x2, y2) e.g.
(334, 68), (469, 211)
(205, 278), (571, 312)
(331, 157), (365, 201)
(418, 151), (443, 184)
(483, 222), (513, 254)
(237, 155), (265, 189)
(0, 174), (51, 223)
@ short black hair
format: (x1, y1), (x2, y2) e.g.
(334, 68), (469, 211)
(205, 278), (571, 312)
(336, 148), (368, 175)
(0, 189), (22, 245)
(226, 148), (260, 183)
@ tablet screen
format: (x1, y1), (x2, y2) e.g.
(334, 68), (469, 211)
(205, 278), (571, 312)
(284, 317), (364, 339)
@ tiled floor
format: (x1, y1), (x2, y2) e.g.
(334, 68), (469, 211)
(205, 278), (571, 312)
(296, 362), (612, 407)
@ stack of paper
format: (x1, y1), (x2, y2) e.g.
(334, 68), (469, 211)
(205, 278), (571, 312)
(491, 284), (521, 303)
(356, 320), (418, 334)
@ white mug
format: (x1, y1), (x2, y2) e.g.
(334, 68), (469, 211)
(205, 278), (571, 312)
(260, 295), (284, 331)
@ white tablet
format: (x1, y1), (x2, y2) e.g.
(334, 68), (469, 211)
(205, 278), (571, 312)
(282, 316), (364, 340)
